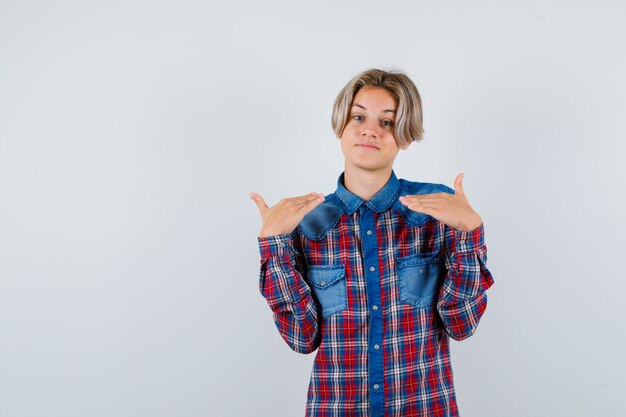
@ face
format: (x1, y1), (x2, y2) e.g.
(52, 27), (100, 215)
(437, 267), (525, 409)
(339, 86), (405, 175)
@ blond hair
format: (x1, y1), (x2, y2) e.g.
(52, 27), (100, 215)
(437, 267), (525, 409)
(331, 68), (424, 149)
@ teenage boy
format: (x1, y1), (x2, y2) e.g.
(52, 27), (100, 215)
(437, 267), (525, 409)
(250, 68), (495, 417)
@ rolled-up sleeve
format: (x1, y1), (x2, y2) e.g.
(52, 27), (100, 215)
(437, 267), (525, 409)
(436, 223), (495, 341)
(258, 231), (321, 354)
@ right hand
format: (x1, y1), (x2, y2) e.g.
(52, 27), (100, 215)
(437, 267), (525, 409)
(249, 191), (325, 238)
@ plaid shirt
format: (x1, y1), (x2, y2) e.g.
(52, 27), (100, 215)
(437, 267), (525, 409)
(257, 170), (494, 417)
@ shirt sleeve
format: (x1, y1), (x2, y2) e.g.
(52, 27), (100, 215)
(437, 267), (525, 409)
(436, 223), (495, 341)
(257, 230), (321, 354)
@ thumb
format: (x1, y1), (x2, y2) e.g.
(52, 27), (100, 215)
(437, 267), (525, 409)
(249, 192), (268, 213)
(454, 173), (465, 196)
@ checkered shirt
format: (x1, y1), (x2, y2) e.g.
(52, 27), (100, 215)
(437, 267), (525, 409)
(257, 170), (494, 417)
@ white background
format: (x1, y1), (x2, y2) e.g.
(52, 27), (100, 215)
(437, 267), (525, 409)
(1, 1), (625, 416)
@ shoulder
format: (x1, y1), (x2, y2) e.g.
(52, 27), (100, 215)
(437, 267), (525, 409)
(297, 193), (344, 241)
(397, 178), (454, 195)
(393, 178), (454, 227)
(296, 177), (455, 240)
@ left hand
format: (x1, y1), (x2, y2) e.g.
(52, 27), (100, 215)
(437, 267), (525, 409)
(399, 173), (483, 232)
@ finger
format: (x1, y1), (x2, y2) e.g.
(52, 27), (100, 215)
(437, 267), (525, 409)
(454, 173), (465, 196)
(404, 198), (439, 209)
(404, 201), (436, 214)
(301, 192), (324, 202)
(403, 195), (443, 204)
(400, 192), (446, 201)
(400, 196), (432, 211)
(399, 195), (417, 205)
(400, 195), (432, 206)
(399, 195), (422, 203)
(299, 193), (325, 213)
(286, 192), (323, 203)
(409, 199), (439, 208)
(416, 202), (441, 211)
(249, 192), (269, 213)
(297, 195), (323, 209)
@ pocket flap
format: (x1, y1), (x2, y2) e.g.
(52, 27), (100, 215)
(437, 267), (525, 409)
(307, 265), (345, 289)
(397, 251), (439, 269)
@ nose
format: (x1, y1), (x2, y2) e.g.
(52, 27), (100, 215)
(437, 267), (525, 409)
(361, 119), (381, 138)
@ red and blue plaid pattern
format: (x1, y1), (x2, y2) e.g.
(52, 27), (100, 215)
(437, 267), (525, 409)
(257, 171), (494, 417)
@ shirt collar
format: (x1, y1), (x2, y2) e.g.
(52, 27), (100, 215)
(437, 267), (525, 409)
(335, 170), (401, 215)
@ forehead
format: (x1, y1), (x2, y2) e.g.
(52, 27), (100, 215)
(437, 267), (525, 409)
(352, 86), (397, 110)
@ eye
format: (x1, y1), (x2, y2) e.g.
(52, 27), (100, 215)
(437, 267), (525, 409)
(382, 120), (394, 127)
(353, 114), (364, 121)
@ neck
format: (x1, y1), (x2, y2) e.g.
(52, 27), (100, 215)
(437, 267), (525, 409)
(343, 165), (393, 201)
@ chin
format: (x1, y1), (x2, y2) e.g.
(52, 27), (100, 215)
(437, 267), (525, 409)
(349, 160), (389, 172)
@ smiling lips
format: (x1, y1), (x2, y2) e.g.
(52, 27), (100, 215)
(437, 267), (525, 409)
(356, 144), (380, 150)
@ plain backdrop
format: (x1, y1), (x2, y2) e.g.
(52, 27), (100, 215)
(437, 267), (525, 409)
(1, 1), (625, 416)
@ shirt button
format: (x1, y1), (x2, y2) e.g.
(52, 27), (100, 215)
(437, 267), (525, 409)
(373, 384), (380, 389)
(372, 305), (378, 311)
(374, 344), (380, 350)
(278, 242), (284, 247)
(369, 266), (375, 272)
(367, 230), (373, 235)
(320, 281), (326, 286)
(459, 239), (466, 245)
(418, 268), (424, 273)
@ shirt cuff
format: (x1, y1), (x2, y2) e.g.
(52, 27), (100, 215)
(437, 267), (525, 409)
(258, 232), (296, 259)
(453, 223), (486, 253)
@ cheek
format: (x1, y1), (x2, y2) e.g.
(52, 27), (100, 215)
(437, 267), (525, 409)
(342, 124), (357, 136)
(384, 135), (399, 150)
(338, 137), (351, 154)
(340, 129), (356, 145)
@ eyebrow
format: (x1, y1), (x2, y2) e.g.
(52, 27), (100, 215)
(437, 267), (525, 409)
(352, 103), (396, 114)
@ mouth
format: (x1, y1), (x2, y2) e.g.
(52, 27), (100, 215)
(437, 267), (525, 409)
(356, 144), (380, 150)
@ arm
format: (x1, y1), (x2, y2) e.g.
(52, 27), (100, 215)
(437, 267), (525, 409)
(436, 223), (495, 341)
(258, 231), (321, 354)
(250, 190), (325, 353)
(398, 173), (494, 340)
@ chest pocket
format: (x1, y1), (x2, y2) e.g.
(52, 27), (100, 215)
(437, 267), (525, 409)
(397, 251), (443, 308)
(307, 264), (348, 319)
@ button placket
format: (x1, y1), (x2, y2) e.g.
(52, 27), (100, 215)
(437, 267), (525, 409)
(359, 205), (384, 416)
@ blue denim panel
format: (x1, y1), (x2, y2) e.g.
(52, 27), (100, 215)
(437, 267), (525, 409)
(307, 264), (348, 318)
(397, 251), (443, 308)
(299, 194), (344, 241)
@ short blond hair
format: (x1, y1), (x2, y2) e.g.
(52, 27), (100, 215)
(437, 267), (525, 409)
(331, 68), (424, 149)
